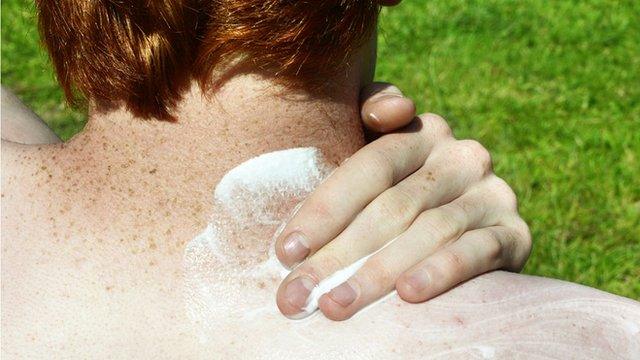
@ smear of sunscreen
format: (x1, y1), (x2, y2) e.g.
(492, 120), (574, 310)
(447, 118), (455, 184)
(184, 147), (389, 342)
(214, 147), (333, 224)
(184, 147), (334, 340)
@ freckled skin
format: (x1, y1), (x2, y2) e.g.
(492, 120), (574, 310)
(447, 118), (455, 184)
(3, 74), (639, 357)
(1, 74), (364, 357)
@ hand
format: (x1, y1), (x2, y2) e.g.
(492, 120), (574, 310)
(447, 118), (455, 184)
(274, 84), (531, 321)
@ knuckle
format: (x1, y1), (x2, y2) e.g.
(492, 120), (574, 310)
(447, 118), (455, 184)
(420, 113), (453, 140)
(306, 200), (336, 224)
(491, 223), (531, 272)
(521, 227), (532, 254)
(421, 209), (461, 243)
(482, 228), (505, 267)
(363, 147), (396, 183)
(512, 220), (532, 269)
(489, 176), (518, 211)
(351, 153), (393, 189)
(308, 251), (349, 280)
(358, 257), (395, 293)
(455, 139), (492, 173)
(438, 249), (467, 274)
(370, 186), (421, 224)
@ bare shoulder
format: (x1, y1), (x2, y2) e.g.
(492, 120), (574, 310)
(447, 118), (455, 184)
(2, 141), (64, 219)
(340, 271), (640, 359)
(1, 86), (61, 144)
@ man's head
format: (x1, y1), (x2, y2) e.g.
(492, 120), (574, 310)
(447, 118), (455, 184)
(36, 0), (381, 121)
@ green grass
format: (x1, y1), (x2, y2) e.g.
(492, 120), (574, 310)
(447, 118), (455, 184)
(1, 0), (85, 139)
(2, 0), (639, 298)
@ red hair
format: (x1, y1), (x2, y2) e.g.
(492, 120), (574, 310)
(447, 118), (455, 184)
(36, 1), (379, 121)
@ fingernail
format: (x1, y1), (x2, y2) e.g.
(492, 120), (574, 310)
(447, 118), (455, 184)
(282, 232), (310, 264)
(374, 94), (404, 103)
(284, 276), (315, 310)
(328, 282), (358, 307)
(368, 112), (381, 126)
(405, 270), (429, 292)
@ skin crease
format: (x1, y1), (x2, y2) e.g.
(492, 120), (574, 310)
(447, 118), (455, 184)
(2, 30), (639, 360)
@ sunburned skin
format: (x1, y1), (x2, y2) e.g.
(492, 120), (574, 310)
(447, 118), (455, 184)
(184, 147), (640, 359)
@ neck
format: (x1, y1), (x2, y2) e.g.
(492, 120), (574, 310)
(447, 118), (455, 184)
(74, 73), (364, 170)
(58, 73), (366, 236)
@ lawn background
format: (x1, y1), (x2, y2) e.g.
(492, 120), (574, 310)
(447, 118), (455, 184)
(2, 0), (639, 298)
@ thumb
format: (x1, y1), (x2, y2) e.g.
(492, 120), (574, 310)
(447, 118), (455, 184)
(360, 82), (416, 133)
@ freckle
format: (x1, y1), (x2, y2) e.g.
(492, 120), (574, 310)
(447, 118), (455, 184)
(426, 171), (436, 181)
(105, 285), (114, 291)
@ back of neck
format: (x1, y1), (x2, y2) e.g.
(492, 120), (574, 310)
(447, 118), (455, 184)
(74, 73), (365, 173)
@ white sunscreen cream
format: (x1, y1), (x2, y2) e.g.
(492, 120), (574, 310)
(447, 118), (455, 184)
(214, 147), (333, 224)
(301, 255), (370, 314)
(184, 147), (387, 339)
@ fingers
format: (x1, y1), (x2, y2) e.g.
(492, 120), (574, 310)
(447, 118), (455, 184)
(275, 145), (488, 318)
(276, 114), (454, 269)
(360, 82), (416, 133)
(275, 116), (446, 269)
(316, 187), (493, 320)
(396, 226), (519, 303)
(274, 108), (530, 320)
(289, 138), (491, 287)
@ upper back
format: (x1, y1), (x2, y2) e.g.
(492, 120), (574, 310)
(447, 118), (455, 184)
(3, 141), (640, 359)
